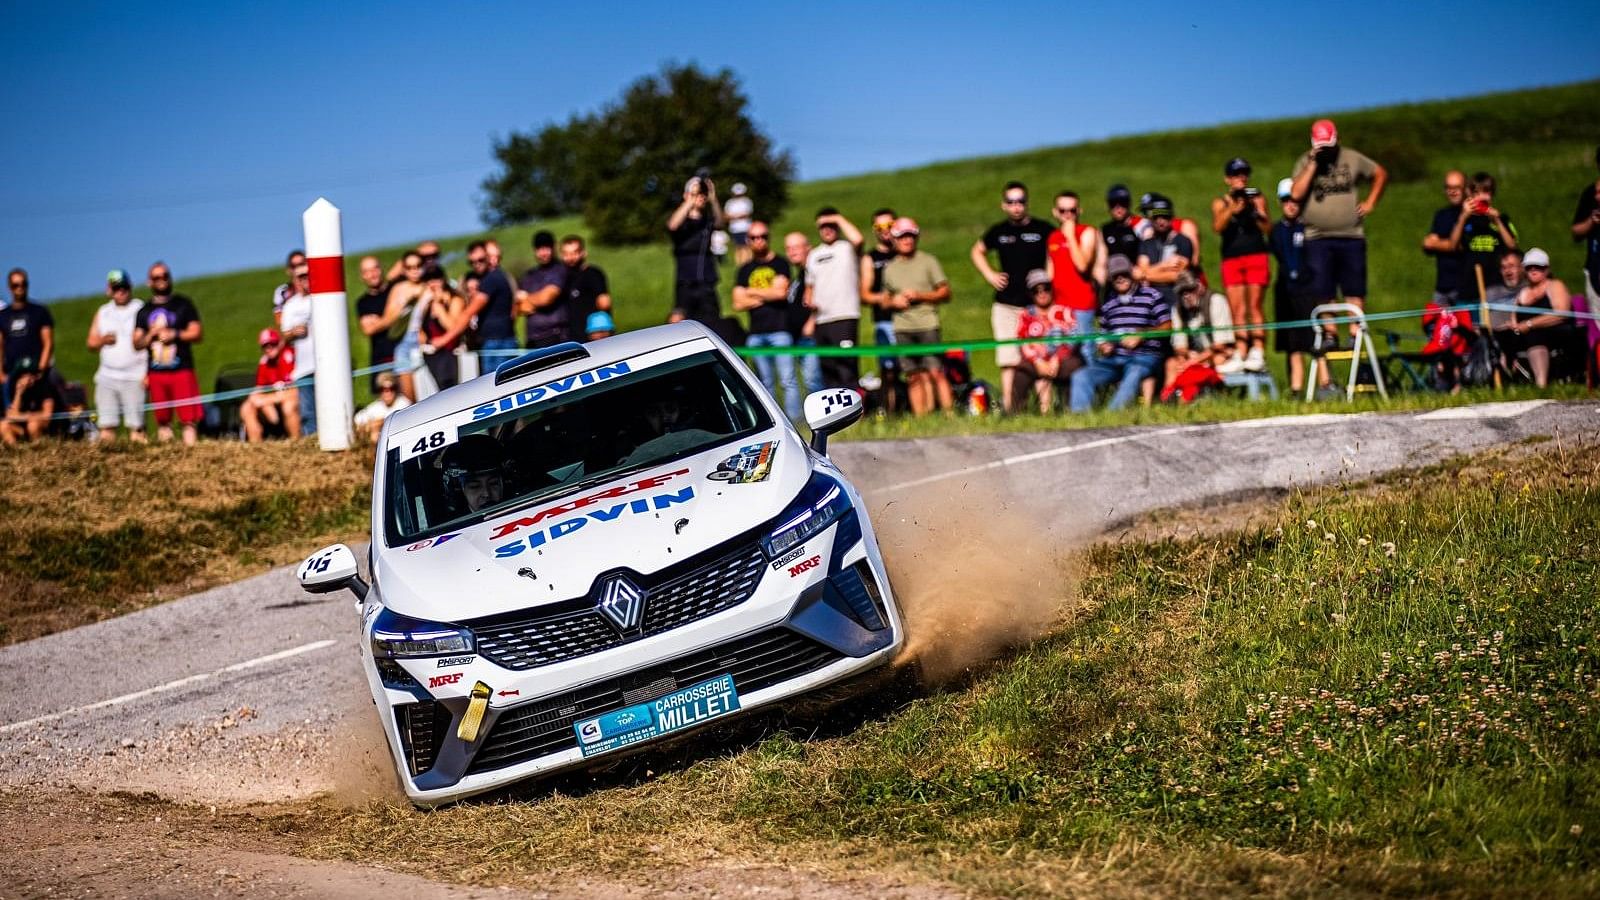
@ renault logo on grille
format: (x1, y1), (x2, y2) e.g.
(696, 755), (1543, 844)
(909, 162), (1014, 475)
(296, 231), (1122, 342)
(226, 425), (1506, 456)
(596, 575), (646, 633)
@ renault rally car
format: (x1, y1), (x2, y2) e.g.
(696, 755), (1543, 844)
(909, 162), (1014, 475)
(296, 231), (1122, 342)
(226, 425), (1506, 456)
(297, 322), (901, 805)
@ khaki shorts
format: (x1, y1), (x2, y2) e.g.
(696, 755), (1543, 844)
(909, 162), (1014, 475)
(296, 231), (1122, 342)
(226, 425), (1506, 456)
(991, 303), (1024, 368)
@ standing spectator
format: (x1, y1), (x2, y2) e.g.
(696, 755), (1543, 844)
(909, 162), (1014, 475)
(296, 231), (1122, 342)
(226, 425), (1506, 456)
(354, 255), (396, 392)
(1421, 170), (1469, 305)
(484, 239), (503, 270)
(1211, 158), (1272, 372)
(468, 240), (519, 362)
(971, 181), (1053, 410)
(882, 217), (953, 416)
(86, 269), (146, 443)
(385, 252), (430, 401)
(1069, 256), (1171, 413)
(1498, 248), (1574, 388)
(1047, 190), (1101, 338)
(387, 241), (443, 283)
(271, 249), (306, 326)
(783, 232), (823, 394)
(1101, 184), (1149, 273)
(804, 208), (865, 390)
(732, 221), (802, 419)
(240, 328), (300, 442)
(133, 262), (203, 445)
(1015, 269), (1079, 413)
(517, 231), (569, 348)
(1289, 118), (1388, 336)
(559, 236), (611, 343)
(418, 265), (464, 390)
(1148, 191), (1206, 288)
(725, 183), (755, 266)
(1, 267), (54, 412)
(354, 372), (409, 442)
(1269, 178), (1326, 395)
(1571, 145), (1600, 318)
(1440, 172), (1518, 303)
(859, 209), (903, 412)
(0, 368), (57, 446)
(1134, 196), (1194, 309)
(278, 263), (317, 435)
(666, 174), (724, 326)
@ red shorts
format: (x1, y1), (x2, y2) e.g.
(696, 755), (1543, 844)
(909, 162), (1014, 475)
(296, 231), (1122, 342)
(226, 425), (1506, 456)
(1221, 253), (1270, 287)
(148, 369), (203, 426)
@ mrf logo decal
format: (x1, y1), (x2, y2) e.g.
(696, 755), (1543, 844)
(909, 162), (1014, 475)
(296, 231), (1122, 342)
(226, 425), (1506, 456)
(469, 362), (631, 422)
(428, 672), (463, 690)
(707, 441), (776, 484)
(787, 555), (822, 577)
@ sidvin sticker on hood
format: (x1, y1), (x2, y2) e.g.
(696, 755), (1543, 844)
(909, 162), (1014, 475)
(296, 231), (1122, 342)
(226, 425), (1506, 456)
(707, 441), (776, 484)
(489, 468), (695, 558)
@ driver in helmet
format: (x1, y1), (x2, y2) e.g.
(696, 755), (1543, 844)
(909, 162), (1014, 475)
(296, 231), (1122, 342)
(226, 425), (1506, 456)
(440, 434), (509, 513)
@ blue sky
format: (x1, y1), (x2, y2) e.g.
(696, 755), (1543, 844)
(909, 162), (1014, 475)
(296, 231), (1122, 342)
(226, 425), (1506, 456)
(5, 0), (1597, 299)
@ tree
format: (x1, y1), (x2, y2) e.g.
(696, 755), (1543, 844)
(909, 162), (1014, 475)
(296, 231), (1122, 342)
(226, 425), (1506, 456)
(478, 64), (794, 244)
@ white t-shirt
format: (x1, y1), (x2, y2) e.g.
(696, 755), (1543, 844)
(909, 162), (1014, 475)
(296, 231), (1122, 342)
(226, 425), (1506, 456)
(94, 299), (146, 381)
(355, 394), (411, 427)
(805, 240), (861, 325)
(724, 196), (753, 235)
(280, 293), (316, 380)
(1172, 291), (1236, 353)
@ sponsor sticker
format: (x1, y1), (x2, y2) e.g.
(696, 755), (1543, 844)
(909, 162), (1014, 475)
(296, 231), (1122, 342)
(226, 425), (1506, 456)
(573, 674), (740, 757)
(428, 672), (464, 690)
(436, 655), (474, 668)
(707, 441), (777, 484)
(787, 555), (822, 577)
(492, 486), (696, 558)
(770, 545), (807, 571)
(406, 533), (460, 552)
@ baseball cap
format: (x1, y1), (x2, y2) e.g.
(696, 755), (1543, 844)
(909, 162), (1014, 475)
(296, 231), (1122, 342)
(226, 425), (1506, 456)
(258, 328), (280, 346)
(1225, 157), (1251, 176)
(1277, 177), (1295, 200)
(1106, 184), (1133, 207)
(532, 230), (556, 249)
(1142, 194), (1175, 217)
(375, 371), (398, 391)
(731, 182), (748, 196)
(585, 310), (615, 333)
(1106, 256), (1134, 279)
(889, 216), (920, 238)
(1522, 247), (1551, 268)
(1311, 118), (1338, 148)
(1175, 272), (1201, 295)
(1025, 269), (1051, 291)
(106, 268), (132, 289)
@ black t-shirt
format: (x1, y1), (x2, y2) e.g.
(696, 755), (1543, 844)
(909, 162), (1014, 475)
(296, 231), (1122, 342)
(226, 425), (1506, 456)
(785, 265), (811, 337)
(736, 256), (794, 335)
(1574, 183), (1600, 288)
(134, 294), (201, 372)
(1101, 219), (1142, 267)
(1427, 205), (1465, 295)
(1137, 232), (1196, 305)
(982, 218), (1053, 306)
(476, 267), (516, 341)
(866, 247), (894, 323)
(356, 285), (396, 364)
(15, 373), (61, 412)
(1459, 210), (1516, 300)
(670, 214), (718, 286)
(1269, 219), (1311, 294)
(0, 302), (53, 374)
(564, 265), (609, 341)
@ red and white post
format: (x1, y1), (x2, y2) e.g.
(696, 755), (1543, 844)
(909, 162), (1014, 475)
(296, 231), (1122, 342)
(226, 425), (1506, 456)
(302, 198), (355, 451)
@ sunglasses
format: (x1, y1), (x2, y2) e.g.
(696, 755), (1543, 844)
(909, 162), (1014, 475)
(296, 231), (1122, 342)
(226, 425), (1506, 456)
(469, 257), (487, 265)
(1056, 206), (1079, 215)
(1003, 197), (1027, 205)
(150, 273), (171, 281)
(8, 281), (25, 289)
(748, 233), (770, 240)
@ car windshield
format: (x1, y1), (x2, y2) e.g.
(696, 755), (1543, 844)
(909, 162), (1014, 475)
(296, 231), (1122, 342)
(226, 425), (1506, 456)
(385, 351), (771, 545)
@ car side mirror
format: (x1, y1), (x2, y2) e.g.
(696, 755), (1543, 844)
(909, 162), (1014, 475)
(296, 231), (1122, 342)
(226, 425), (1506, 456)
(803, 388), (863, 454)
(298, 543), (369, 601)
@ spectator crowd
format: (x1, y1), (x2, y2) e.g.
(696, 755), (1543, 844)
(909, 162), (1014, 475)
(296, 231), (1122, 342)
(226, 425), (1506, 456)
(4, 126), (1598, 447)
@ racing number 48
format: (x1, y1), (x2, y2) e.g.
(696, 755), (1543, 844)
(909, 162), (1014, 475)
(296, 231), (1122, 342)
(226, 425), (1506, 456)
(411, 431), (446, 455)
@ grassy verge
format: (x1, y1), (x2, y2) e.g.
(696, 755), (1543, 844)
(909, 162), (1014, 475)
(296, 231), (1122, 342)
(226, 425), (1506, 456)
(0, 440), (371, 645)
(294, 439), (1598, 897)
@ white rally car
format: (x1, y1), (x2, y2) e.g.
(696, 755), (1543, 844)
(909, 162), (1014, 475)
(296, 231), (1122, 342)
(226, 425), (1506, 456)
(297, 322), (902, 805)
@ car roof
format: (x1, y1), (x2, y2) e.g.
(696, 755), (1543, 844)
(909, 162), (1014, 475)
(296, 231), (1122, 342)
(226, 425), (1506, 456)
(381, 320), (728, 434)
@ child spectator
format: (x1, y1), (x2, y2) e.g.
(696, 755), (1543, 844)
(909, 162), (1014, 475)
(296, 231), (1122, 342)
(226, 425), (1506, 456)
(240, 328), (300, 442)
(354, 372), (410, 442)
(86, 269), (146, 442)
(1420, 299), (1475, 393)
(882, 217), (953, 415)
(1015, 269), (1079, 413)
(1443, 172), (1518, 304)
(133, 262), (203, 445)
(1211, 157), (1271, 373)
(0, 368), (58, 446)
(1070, 256), (1171, 412)
(585, 311), (615, 340)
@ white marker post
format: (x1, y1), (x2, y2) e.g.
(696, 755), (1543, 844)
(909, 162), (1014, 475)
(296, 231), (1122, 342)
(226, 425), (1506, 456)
(303, 198), (354, 451)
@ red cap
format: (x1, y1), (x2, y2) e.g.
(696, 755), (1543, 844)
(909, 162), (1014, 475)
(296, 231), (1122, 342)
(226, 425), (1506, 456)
(1311, 118), (1338, 148)
(258, 328), (280, 346)
(889, 216), (920, 237)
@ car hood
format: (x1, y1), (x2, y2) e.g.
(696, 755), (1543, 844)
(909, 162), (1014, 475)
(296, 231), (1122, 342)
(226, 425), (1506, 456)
(375, 428), (809, 622)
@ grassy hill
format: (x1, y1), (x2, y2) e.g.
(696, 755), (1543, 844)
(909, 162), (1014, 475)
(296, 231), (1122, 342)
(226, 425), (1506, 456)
(43, 81), (1600, 396)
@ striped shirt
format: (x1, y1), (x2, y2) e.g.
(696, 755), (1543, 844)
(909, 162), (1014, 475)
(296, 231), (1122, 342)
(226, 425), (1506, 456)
(1097, 285), (1171, 355)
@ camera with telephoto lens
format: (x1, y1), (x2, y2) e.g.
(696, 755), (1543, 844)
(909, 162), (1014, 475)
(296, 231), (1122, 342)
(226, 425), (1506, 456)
(694, 167), (713, 194)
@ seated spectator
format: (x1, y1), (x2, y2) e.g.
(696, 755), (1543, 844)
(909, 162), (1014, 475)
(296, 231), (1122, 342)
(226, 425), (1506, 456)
(1495, 248), (1574, 387)
(1482, 247), (1523, 331)
(1420, 299), (1475, 393)
(1070, 256), (1171, 412)
(354, 372), (410, 442)
(882, 217), (953, 416)
(1, 365), (58, 446)
(241, 328), (300, 442)
(585, 311), (615, 340)
(1167, 272), (1236, 385)
(1014, 269), (1079, 413)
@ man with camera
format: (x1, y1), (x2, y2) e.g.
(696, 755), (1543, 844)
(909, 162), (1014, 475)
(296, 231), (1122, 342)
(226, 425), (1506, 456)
(667, 170), (725, 327)
(1288, 119), (1388, 337)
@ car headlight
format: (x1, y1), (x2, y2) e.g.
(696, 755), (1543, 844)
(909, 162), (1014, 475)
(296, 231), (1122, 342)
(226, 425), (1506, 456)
(763, 471), (852, 557)
(371, 607), (475, 658)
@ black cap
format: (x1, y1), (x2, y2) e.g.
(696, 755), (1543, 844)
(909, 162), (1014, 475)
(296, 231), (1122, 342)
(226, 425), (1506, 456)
(1106, 184), (1132, 206)
(532, 230), (556, 249)
(1142, 193), (1174, 216)
(1225, 157), (1251, 176)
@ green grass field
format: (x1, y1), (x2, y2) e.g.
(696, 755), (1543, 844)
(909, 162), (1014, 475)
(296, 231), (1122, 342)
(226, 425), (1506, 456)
(42, 81), (1600, 399)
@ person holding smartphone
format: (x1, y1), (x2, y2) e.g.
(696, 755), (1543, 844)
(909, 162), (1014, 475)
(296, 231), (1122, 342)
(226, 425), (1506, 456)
(1441, 171), (1518, 304)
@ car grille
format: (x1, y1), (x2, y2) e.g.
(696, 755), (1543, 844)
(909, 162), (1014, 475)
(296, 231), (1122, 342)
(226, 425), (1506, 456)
(465, 627), (841, 774)
(467, 542), (768, 670)
(396, 700), (449, 775)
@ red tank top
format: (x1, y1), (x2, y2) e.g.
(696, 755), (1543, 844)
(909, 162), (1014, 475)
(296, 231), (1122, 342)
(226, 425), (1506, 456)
(1047, 223), (1098, 312)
